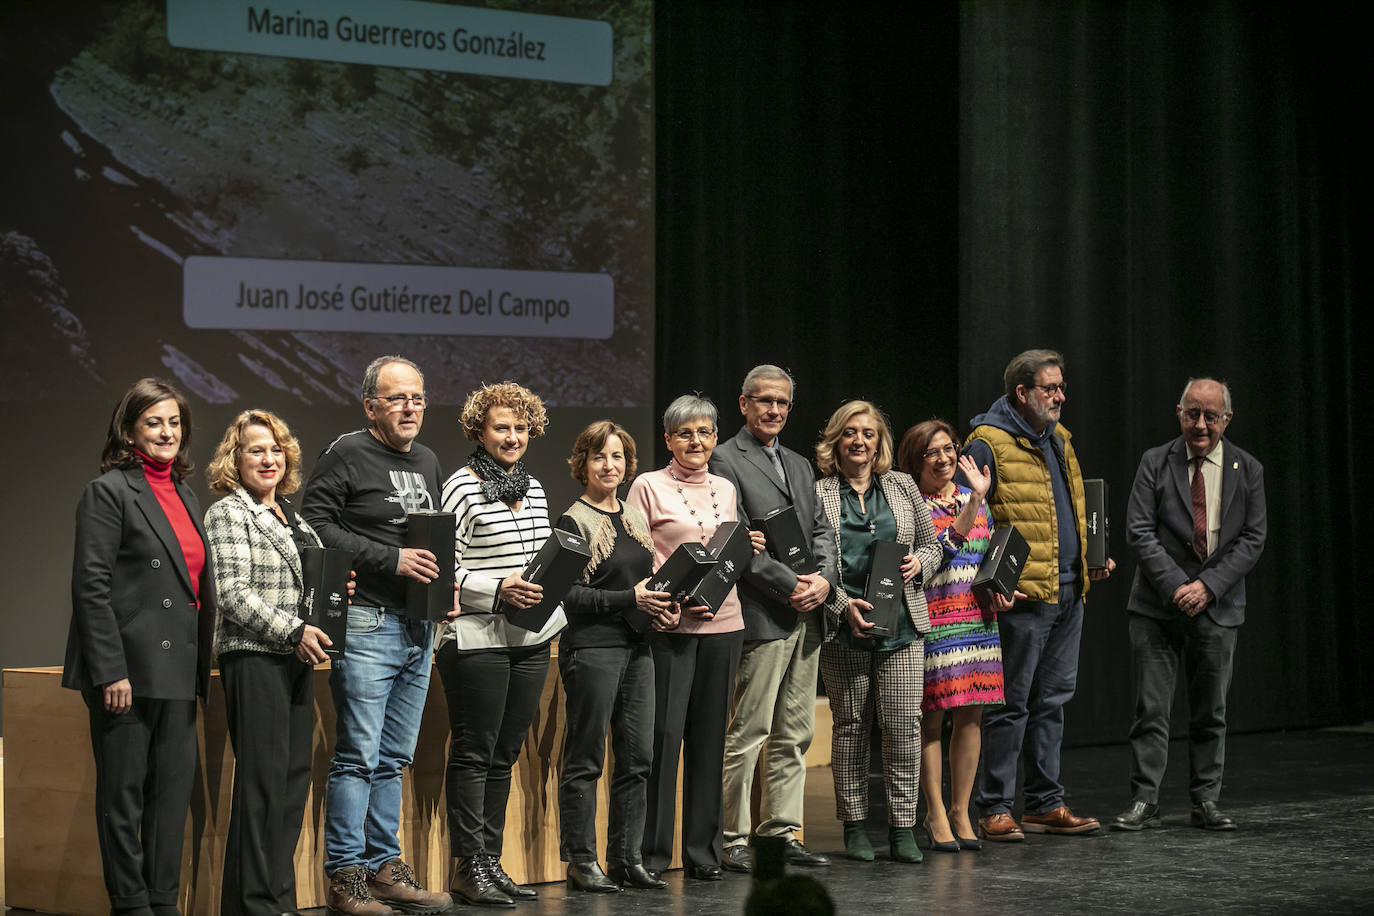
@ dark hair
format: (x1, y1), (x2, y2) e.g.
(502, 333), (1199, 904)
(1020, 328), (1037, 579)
(567, 420), (638, 485)
(361, 355), (424, 400)
(100, 378), (194, 479)
(745, 875), (835, 916)
(1004, 348), (1065, 400)
(896, 418), (961, 478)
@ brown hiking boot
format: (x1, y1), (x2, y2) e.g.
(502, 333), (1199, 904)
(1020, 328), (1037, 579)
(328, 865), (395, 916)
(368, 859), (453, 914)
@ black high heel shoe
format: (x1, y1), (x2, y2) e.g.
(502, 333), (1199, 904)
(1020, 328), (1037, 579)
(923, 820), (961, 853)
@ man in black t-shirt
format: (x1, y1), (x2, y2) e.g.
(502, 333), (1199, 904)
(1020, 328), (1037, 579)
(302, 355), (452, 916)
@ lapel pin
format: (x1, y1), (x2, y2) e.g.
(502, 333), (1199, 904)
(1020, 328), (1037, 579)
(1232, 462), (1238, 469)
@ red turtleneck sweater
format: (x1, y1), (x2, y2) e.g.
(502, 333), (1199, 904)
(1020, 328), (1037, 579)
(137, 450), (205, 604)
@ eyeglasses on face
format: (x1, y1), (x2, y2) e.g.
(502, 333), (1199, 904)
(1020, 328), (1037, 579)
(1179, 407), (1228, 425)
(746, 395), (792, 410)
(922, 443), (958, 460)
(375, 394), (427, 409)
(1032, 382), (1067, 396)
(671, 427), (717, 442)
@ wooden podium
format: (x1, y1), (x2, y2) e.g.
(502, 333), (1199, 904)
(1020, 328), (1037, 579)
(2, 657), (593, 916)
(3, 658), (832, 916)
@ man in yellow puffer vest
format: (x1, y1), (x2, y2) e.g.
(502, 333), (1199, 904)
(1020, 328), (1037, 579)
(959, 349), (1116, 843)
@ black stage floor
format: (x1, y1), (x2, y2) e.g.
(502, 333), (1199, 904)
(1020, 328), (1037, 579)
(9, 728), (1372, 915)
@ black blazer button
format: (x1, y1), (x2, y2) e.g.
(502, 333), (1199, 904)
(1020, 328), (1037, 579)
(151, 558), (161, 569)
(162, 598), (173, 608)
(161, 640), (171, 649)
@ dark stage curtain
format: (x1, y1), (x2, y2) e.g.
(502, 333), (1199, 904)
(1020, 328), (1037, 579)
(959, 1), (1372, 742)
(654, 1), (960, 463)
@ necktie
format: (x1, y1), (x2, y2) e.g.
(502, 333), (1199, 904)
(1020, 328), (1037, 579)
(765, 445), (786, 485)
(1191, 455), (1208, 560)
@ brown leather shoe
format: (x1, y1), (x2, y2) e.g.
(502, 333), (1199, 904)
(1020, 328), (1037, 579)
(327, 865), (395, 916)
(977, 813), (1025, 842)
(1021, 806), (1101, 835)
(368, 859), (453, 914)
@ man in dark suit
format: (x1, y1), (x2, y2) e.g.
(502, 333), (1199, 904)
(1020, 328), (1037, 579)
(709, 365), (839, 871)
(1112, 377), (1266, 832)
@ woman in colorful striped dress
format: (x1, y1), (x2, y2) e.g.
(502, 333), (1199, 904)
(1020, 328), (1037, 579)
(897, 419), (1014, 853)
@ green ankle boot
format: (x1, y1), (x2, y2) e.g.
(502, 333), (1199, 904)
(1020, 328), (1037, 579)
(843, 821), (875, 861)
(889, 826), (923, 863)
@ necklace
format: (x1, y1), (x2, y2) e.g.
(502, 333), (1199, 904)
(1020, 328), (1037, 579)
(668, 465), (719, 542)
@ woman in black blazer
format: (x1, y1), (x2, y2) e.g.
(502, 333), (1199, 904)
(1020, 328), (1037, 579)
(62, 378), (214, 916)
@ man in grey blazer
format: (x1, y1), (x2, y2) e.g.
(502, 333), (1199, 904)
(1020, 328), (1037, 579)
(709, 365), (839, 871)
(1112, 378), (1266, 833)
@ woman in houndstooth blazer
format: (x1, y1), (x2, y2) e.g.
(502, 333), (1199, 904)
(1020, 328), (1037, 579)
(203, 409), (333, 916)
(813, 400), (943, 865)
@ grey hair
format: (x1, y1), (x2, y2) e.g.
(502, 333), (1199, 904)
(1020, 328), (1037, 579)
(741, 364), (796, 398)
(1179, 377), (1233, 414)
(662, 393), (719, 433)
(361, 355), (424, 400)
(1004, 348), (1065, 400)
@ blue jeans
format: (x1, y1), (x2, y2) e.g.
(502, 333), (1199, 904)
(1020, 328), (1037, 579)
(976, 583), (1083, 816)
(324, 607), (433, 873)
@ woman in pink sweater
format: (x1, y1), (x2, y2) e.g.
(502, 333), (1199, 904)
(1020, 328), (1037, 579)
(625, 393), (752, 882)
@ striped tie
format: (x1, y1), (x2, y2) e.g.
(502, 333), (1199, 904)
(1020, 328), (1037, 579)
(1191, 455), (1208, 560)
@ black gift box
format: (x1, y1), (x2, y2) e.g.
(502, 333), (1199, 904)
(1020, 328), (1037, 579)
(498, 529), (593, 632)
(1083, 478), (1109, 569)
(404, 510), (456, 621)
(648, 542), (717, 605)
(862, 540), (907, 638)
(971, 525), (1030, 606)
(689, 520), (755, 614)
(299, 546), (351, 656)
(752, 505), (815, 574)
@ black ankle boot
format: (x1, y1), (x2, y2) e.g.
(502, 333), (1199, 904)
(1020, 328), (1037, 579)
(607, 861), (668, 890)
(567, 862), (621, 893)
(449, 855), (515, 908)
(485, 856), (536, 899)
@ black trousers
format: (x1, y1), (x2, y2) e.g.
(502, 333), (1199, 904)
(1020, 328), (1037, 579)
(83, 690), (197, 913)
(643, 630), (743, 872)
(557, 643), (655, 865)
(436, 640), (551, 857)
(220, 652), (315, 916)
(1127, 611), (1239, 804)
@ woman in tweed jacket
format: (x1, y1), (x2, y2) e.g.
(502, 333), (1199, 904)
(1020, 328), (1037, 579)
(813, 400), (943, 865)
(204, 409), (332, 916)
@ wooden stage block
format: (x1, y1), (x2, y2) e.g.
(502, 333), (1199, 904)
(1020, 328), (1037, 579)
(2, 657), (832, 915)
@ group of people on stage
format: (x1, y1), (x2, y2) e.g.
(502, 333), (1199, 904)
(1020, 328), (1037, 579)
(64, 349), (1265, 916)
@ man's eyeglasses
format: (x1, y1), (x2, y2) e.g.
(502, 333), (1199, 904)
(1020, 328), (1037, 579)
(746, 395), (792, 410)
(375, 394), (427, 409)
(1179, 407), (1228, 425)
(672, 427), (717, 442)
(1032, 383), (1067, 396)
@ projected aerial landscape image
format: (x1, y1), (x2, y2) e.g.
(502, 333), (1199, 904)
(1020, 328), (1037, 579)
(0, 0), (653, 408)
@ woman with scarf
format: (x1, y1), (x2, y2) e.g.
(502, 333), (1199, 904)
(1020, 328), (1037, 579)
(436, 381), (565, 908)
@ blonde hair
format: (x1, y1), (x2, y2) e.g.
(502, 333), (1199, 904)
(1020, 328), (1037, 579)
(206, 409), (303, 496)
(459, 381), (548, 442)
(815, 400), (894, 477)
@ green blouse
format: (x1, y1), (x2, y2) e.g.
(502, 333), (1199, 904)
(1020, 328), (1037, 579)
(836, 477), (917, 652)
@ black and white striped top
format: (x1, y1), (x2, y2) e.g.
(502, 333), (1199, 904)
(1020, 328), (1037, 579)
(435, 466), (566, 651)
